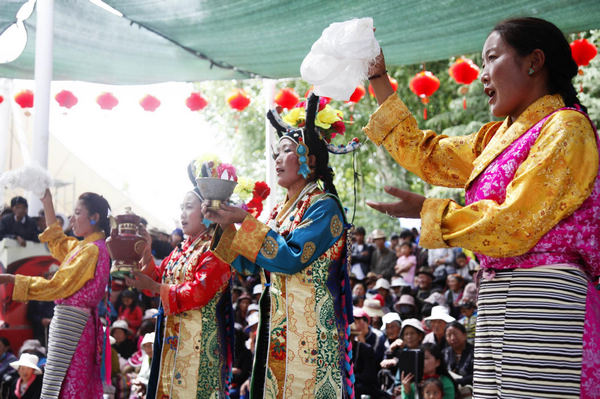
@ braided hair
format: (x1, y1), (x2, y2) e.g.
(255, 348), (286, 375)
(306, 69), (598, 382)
(303, 130), (339, 197)
(492, 17), (587, 113)
(303, 94), (340, 197)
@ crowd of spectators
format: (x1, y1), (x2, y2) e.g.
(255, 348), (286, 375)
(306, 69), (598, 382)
(346, 227), (478, 399)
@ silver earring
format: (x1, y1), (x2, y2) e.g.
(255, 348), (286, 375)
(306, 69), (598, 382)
(528, 67), (534, 76)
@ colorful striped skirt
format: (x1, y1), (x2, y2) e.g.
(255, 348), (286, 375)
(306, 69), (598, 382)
(41, 305), (89, 399)
(474, 264), (600, 399)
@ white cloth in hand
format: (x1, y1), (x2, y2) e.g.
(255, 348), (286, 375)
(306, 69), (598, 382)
(301, 17), (380, 101)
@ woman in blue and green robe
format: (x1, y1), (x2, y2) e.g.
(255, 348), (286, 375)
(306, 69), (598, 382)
(207, 94), (357, 399)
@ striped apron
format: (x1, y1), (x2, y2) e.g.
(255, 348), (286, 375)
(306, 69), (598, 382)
(41, 305), (89, 399)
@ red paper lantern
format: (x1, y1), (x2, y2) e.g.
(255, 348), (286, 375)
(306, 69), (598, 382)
(349, 85), (366, 103)
(409, 71), (440, 120)
(14, 90), (34, 108)
(368, 76), (398, 97)
(449, 58), (479, 85)
(97, 92), (119, 110)
(0, 95), (4, 105)
(227, 89), (251, 111)
(54, 90), (78, 109)
(274, 88), (299, 110)
(186, 92), (208, 111)
(449, 58), (480, 109)
(139, 94), (161, 112)
(570, 38), (597, 68)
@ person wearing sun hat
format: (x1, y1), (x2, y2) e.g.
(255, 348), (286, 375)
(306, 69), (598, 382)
(390, 276), (411, 298)
(206, 93), (360, 398)
(381, 312), (402, 346)
(8, 353), (43, 399)
(423, 305), (455, 350)
(373, 277), (394, 309)
(394, 294), (419, 320)
(109, 319), (137, 360)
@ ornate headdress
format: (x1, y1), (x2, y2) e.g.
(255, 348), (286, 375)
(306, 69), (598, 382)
(267, 93), (360, 179)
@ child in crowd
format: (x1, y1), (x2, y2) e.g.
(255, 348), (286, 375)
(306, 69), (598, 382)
(458, 300), (478, 345)
(394, 243), (417, 287)
(397, 343), (456, 399)
(117, 289), (143, 332)
(421, 378), (444, 399)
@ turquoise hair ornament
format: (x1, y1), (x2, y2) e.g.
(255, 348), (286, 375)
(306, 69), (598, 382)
(296, 139), (311, 178)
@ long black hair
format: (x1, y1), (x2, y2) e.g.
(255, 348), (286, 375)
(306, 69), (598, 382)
(303, 94), (339, 197)
(78, 192), (111, 236)
(492, 17), (587, 113)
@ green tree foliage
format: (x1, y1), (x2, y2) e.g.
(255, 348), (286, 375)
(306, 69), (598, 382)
(194, 30), (598, 234)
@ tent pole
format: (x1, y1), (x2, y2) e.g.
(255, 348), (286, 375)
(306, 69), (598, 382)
(0, 79), (12, 174)
(263, 79), (276, 218)
(29, 0), (54, 215)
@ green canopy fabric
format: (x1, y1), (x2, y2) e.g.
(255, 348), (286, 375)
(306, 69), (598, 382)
(1, 0), (599, 84)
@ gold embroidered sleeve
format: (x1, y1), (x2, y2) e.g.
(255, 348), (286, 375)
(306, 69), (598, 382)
(363, 94), (497, 188)
(38, 222), (79, 262)
(12, 243), (99, 302)
(419, 198), (453, 249)
(421, 111), (598, 256)
(231, 214), (271, 263)
(213, 224), (239, 264)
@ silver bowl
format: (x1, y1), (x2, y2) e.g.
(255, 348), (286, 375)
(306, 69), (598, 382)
(195, 177), (238, 209)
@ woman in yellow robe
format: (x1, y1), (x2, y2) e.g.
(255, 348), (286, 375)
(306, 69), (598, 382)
(0, 190), (111, 398)
(364, 17), (599, 399)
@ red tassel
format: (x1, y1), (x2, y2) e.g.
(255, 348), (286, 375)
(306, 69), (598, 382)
(463, 97), (467, 110)
(423, 107), (427, 120)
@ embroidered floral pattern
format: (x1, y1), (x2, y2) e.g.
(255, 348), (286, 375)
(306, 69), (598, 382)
(261, 236), (279, 259)
(329, 214), (343, 237)
(301, 241), (316, 263)
(255, 188), (347, 398)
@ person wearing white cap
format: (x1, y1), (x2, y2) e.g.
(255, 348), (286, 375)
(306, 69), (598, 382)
(381, 312), (402, 345)
(9, 353), (43, 399)
(423, 305), (455, 349)
(373, 278), (394, 309)
(130, 332), (155, 398)
(244, 311), (260, 353)
(251, 284), (262, 302)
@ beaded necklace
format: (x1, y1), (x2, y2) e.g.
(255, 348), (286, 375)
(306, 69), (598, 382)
(164, 230), (211, 282)
(267, 181), (318, 233)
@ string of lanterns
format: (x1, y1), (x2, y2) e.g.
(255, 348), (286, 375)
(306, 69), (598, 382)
(5, 37), (596, 117)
